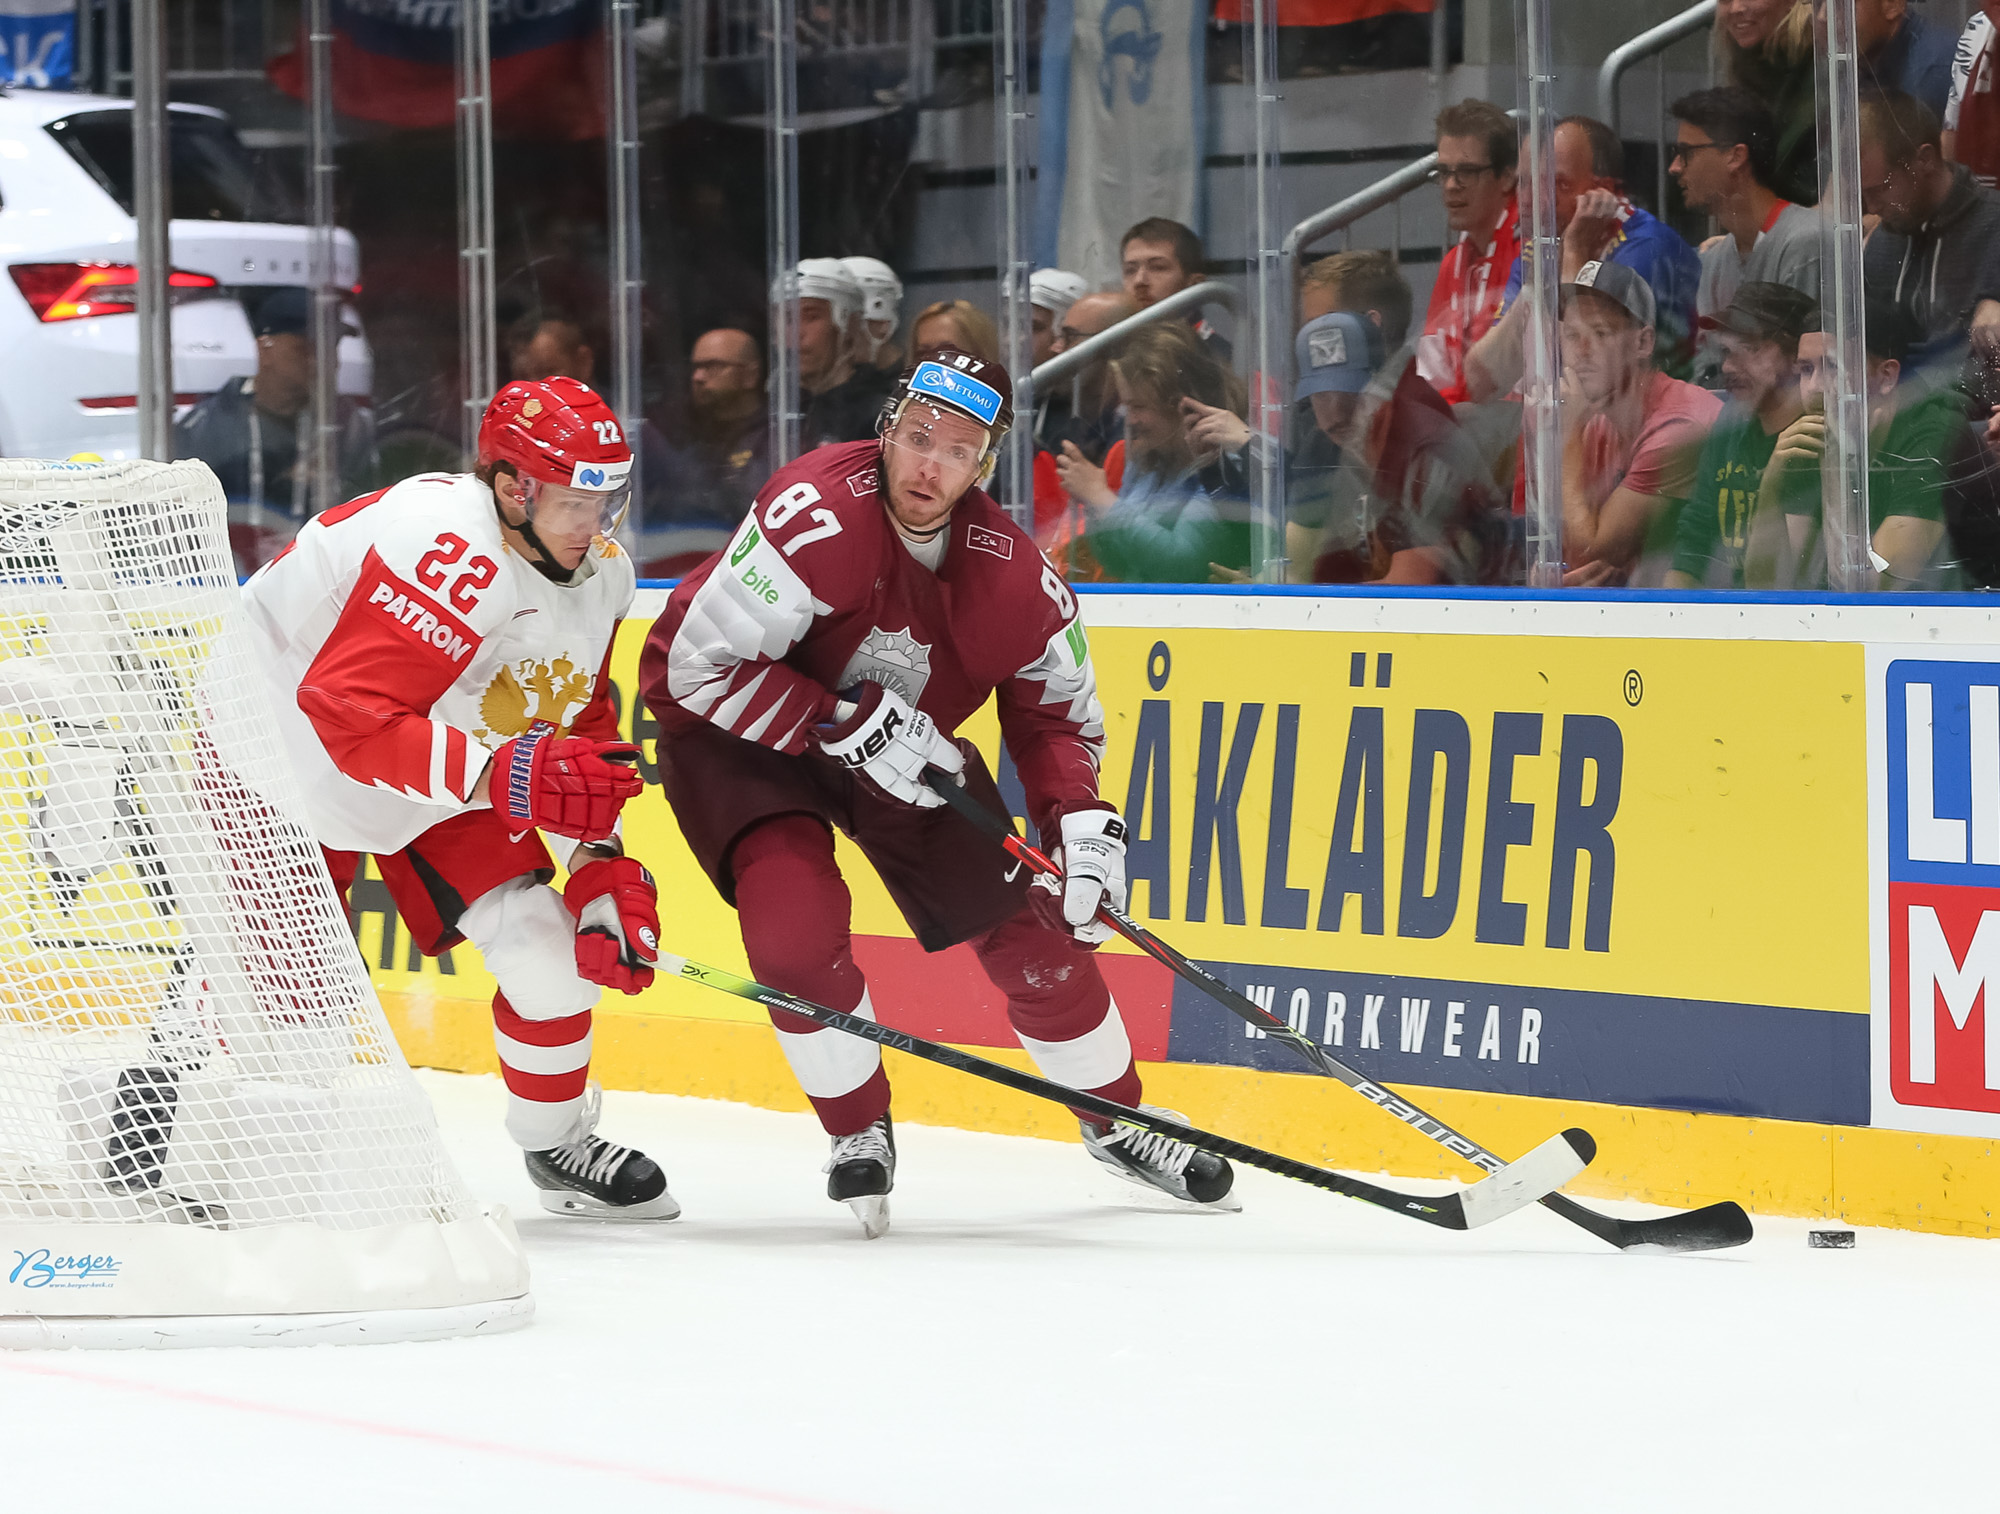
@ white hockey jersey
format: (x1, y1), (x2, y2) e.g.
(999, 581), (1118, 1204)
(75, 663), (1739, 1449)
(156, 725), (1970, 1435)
(239, 472), (634, 855)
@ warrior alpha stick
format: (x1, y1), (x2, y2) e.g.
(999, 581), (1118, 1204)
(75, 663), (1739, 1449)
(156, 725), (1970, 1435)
(925, 771), (1753, 1256)
(664, 953), (1594, 1232)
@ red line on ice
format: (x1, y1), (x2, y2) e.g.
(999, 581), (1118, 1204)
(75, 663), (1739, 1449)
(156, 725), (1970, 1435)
(2, 1356), (897, 1513)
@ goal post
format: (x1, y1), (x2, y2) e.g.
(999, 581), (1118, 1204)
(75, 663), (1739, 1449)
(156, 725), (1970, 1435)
(0, 459), (531, 1348)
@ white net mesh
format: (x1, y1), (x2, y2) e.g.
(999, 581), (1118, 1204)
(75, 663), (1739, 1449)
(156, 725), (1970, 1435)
(0, 460), (477, 1234)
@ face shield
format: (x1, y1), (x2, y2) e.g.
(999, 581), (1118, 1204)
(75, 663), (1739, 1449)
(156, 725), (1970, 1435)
(881, 399), (994, 498)
(520, 460), (633, 539)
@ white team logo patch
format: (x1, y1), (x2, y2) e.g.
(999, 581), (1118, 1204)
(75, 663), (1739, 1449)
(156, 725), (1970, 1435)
(1308, 324), (1348, 368)
(838, 626), (934, 706)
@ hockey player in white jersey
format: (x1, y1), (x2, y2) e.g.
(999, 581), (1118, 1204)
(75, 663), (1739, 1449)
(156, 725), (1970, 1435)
(241, 377), (676, 1219)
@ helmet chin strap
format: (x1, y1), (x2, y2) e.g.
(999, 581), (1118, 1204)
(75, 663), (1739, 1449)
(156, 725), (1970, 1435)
(492, 476), (580, 585)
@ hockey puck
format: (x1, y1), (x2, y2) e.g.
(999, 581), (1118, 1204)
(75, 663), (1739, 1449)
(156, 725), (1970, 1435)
(1808, 1228), (1856, 1249)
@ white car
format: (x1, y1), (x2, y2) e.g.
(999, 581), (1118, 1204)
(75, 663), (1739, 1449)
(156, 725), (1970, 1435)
(0, 90), (370, 461)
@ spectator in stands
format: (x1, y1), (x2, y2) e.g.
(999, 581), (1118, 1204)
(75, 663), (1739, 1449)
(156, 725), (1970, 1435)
(1667, 281), (1816, 588)
(1670, 87), (1821, 386)
(841, 256), (905, 373)
(1465, 114), (1703, 399)
(1054, 322), (1251, 582)
(177, 287), (378, 576)
(1859, 90), (2000, 400)
(654, 327), (768, 533)
(1030, 289), (1135, 559)
(1745, 294), (1962, 587)
(1556, 261), (1723, 587)
(1417, 99), (1520, 405)
(791, 258), (895, 450)
(1120, 217), (1230, 362)
(1037, 290), (1134, 459)
(1857, 0), (1958, 122)
(909, 300), (1001, 366)
(1030, 269), (1090, 368)
(1715, 0), (1818, 204)
(507, 310), (595, 384)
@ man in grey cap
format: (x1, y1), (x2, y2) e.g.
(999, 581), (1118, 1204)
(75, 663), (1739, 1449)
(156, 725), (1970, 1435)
(1558, 259), (1721, 586)
(174, 285), (378, 576)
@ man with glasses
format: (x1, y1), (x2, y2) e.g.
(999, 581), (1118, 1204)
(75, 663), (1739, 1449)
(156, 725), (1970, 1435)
(1669, 87), (1821, 386)
(652, 327), (769, 549)
(240, 377), (676, 1220)
(641, 345), (1236, 1237)
(1417, 99), (1521, 405)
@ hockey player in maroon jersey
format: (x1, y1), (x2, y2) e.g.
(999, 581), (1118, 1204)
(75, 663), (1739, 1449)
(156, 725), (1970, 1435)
(241, 378), (677, 1220)
(640, 347), (1236, 1236)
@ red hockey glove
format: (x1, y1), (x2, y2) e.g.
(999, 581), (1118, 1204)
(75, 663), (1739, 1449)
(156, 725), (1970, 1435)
(564, 855), (661, 993)
(814, 681), (965, 808)
(492, 731), (644, 841)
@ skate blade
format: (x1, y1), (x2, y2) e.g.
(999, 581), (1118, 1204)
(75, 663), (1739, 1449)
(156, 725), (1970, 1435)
(537, 1188), (682, 1222)
(844, 1193), (890, 1239)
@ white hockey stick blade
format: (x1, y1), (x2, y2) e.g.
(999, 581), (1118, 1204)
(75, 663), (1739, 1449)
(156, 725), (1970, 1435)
(1456, 1128), (1596, 1229)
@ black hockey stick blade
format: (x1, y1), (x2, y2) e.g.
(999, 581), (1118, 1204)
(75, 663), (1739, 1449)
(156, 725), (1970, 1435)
(661, 952), (1587, 1233)
(922, 770), (1752, 1255)
(1540, 1192), (1754, 1255)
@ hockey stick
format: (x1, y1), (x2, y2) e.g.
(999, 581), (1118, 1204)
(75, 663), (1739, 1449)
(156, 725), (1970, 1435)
(924, 772), (1752, 1256)
(662, 952), (1594, 1231)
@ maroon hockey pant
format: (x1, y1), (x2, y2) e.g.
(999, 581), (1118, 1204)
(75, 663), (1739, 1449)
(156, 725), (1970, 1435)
(731, 814), (1143, 1135)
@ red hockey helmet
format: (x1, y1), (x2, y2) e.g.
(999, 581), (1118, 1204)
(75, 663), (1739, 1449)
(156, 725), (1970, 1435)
(879, 345), (1015, 486)
(477, 377), (635, 534)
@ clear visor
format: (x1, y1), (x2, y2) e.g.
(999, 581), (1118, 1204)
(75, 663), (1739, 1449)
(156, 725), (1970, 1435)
(882, 400), (992, 494)
(520, 475), (631, 538)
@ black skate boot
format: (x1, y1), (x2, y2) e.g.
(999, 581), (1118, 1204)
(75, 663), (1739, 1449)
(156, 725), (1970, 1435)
(825, 1114), (895, 1239)
(1082, 1106), (1239, 1209)
(525, 1086), (679, 1221)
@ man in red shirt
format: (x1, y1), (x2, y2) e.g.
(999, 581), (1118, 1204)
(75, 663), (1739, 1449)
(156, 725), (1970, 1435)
(1416, 99), (1521, 405)
(639, 348), (1236, 1236)
(1557, 260), (1723, 586)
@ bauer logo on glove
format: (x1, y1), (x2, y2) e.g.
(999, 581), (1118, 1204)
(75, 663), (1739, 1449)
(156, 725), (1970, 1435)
(815, 680), (965, 808)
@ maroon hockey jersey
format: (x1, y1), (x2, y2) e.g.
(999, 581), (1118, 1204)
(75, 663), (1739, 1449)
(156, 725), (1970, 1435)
(639, 440), (1108, 843)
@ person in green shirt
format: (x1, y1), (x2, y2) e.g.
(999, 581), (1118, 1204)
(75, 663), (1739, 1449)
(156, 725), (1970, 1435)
(1745, 294), (1970, 589)
(1666, 281), (1816, 589)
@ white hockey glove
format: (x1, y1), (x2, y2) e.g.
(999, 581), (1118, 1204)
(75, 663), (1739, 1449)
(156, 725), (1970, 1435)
(816, 681), (966, 808)
(1031, 808), (1128, 946)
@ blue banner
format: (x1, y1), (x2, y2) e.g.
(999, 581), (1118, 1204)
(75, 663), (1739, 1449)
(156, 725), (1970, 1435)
(0, 1), (72, 89)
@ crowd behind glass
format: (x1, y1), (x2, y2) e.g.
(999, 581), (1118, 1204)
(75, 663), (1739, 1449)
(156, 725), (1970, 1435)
(186, 0), (2000, 593)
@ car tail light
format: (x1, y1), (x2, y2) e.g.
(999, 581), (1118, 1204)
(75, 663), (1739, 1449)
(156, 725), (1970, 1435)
(8, 263), (221, 322)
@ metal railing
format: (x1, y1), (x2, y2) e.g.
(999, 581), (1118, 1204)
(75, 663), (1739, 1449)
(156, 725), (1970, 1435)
(1030, 282), (1244, 392)
(1597, 1), (1717, 213)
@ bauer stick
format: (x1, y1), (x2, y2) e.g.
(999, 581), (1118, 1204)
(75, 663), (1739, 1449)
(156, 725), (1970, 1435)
(663, 953), (1594, 1231)
(924, 771), (1753, 1256)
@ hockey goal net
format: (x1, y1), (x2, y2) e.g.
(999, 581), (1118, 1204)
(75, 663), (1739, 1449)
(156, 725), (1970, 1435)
(0, 459), (529, 1347)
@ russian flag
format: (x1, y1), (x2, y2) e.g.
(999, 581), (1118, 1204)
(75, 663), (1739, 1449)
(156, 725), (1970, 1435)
(269, 0), (605, 142)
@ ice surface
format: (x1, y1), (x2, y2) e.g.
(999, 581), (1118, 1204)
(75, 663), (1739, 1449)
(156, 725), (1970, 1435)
(4, 1069), (1993, 1512)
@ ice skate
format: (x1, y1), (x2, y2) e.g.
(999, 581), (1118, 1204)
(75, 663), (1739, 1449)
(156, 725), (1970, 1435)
(526, 1085), (679, 1221)
(825, 1113), (895, 1238)
(1082, 1106), (1240, 1210)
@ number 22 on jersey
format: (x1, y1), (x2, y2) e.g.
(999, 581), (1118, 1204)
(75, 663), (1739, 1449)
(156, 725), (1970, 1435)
(415, 533), (499, 613)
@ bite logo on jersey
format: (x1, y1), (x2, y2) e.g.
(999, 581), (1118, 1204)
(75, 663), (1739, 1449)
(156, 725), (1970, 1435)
(1877, 658), (2000, 1132)
(839, 627), (934, 707)
(965, 523), (1013, 561)
(366, 579), (474, 662)
(907, 361), (1003, 427)
(476, 655), (598, 744)
(729, 524), (762, 568)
